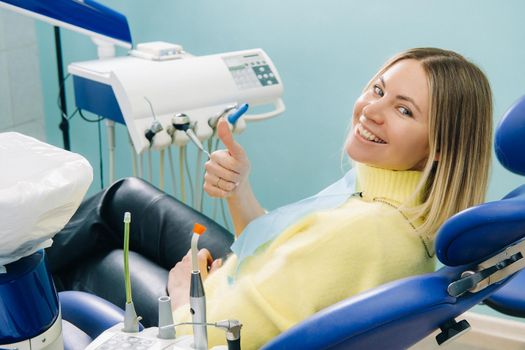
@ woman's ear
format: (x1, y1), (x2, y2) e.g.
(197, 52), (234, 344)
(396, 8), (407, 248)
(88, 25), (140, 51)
(434, 152), (440, 161)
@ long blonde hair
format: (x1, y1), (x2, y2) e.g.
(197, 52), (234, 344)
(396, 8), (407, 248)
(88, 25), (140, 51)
(367, 48), (493, 240)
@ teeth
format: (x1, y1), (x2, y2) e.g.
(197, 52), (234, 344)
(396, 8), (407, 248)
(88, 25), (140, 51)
(357, 123), (386, 144)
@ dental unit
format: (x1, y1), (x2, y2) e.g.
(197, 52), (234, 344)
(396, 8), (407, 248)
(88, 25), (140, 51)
(0, 0), (285, 230)
(4, 1), (525, 350)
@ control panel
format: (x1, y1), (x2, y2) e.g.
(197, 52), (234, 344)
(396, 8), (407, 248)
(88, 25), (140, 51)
(224, 53), (279, 90)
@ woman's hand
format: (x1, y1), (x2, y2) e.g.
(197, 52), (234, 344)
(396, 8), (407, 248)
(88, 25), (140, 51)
(204, 118), (250, 198)
(167, 248), (222, 311)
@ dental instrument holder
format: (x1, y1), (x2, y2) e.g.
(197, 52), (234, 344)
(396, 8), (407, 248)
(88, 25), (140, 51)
(209, 105), (239, 129)
(144, 120), (163, 145)
(69, 48), (285, 155)
(158, 296), (176, 339)
(182, 103), (250, 158)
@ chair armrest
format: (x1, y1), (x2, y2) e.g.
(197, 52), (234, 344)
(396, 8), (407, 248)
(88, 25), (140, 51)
(59, 290), (127, 339)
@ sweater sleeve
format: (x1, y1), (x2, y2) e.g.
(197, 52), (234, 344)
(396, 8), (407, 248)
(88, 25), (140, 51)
(172, 203), (433, 350)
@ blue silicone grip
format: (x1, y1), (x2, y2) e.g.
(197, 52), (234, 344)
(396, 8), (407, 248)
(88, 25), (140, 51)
(227, 103), (249, 125)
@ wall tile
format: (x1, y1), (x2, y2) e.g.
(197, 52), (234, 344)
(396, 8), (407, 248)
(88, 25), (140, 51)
(0, 52), (12, 129)
(2, 9), (36, 49)
(5, 119), (45, 141)
(0, 10), (6, 51)
(7, 45), (44, 125)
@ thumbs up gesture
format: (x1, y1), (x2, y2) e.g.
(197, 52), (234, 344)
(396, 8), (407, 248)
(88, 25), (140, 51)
(204, 118), (251, 198)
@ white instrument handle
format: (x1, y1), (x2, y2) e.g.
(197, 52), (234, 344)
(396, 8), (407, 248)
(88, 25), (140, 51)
(243, 98), (285, 121)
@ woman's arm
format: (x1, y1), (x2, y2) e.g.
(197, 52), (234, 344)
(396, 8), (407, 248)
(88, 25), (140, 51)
(203, 118), (265, 236)
(226, 179), (266, 236)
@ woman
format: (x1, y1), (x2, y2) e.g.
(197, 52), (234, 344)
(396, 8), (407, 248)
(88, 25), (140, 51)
(168, 48), (493, 349)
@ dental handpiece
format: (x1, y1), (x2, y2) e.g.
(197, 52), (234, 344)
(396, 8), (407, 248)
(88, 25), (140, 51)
(190, 223), (208, 350)
(173, 113), (211, 159)
(186, 128), (210, 159)
(209, 103), (249, 129)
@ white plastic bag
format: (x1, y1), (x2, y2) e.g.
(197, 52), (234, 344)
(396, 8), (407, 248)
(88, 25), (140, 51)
(0, 132), (93, 269)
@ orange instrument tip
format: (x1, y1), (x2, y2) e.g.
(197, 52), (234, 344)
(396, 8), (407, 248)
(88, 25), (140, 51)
(193, 223), (207, 235)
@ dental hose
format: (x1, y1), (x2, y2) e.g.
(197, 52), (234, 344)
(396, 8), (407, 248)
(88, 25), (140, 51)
(179, 146), (186, 203)
(168, 146), (177, 197)
(159, 149), (165, 191)
(184, 146), (195, 207)
(195, 149), (204, 210)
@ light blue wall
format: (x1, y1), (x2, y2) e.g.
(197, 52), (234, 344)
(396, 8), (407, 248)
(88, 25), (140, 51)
(35, 0), (525, 321)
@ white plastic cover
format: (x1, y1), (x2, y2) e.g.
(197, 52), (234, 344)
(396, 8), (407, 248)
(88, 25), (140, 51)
(0, 132), (93, 269)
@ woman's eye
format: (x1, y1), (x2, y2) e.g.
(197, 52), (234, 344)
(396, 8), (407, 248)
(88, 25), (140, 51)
(398, 106), (413, 117)
(373, 84), (384, 97)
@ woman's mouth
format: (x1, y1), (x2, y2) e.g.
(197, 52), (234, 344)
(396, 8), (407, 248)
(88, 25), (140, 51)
(355, 123), (387, 144)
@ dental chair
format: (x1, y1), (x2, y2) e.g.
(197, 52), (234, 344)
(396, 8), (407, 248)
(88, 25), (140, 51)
(53, 95), (525, 349)
(48, 176), (234, 329)
(262, 94), (525, 349)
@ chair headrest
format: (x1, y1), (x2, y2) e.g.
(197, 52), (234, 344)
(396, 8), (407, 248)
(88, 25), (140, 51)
(435, 185), (525, 266)
(435, 97), (525, 266)
(495, 95), (525, 176)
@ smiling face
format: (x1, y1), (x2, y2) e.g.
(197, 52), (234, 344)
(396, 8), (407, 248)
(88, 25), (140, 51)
(345, 59), (430, 171)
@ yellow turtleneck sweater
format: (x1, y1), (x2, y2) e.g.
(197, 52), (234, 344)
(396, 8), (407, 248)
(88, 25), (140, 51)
(173, 164), (435, 349)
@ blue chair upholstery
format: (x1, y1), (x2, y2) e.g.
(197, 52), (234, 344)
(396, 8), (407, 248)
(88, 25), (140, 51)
(263, 95), (525, 349)
(60, 291), (128, 339)
(484, 269), (525, 318)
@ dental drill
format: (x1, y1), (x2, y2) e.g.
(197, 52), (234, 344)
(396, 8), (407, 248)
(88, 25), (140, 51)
(173, 113), (210, 158)
(208, 103), (249, 133)
(190, 223), (208, 350)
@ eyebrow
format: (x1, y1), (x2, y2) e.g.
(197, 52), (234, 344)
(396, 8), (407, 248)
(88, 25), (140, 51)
(379, 76), (422, 114)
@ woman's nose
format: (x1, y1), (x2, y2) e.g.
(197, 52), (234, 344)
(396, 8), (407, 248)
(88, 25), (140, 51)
(362, 101), (385, 125)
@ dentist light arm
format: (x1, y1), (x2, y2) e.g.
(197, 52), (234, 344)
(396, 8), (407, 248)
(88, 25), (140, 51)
(0, 0), (132, 49)
(0, 0), (132, 150)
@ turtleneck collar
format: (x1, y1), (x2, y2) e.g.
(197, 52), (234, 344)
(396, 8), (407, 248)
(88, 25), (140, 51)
(355, 162), (423, 207)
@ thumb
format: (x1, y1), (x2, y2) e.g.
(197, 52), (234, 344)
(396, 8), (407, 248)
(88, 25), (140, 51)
(217, 118), (245, 158)
(210, 258), (222, 273)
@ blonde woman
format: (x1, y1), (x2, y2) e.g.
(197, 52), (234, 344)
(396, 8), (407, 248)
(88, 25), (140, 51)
(168, 48), (493, 349)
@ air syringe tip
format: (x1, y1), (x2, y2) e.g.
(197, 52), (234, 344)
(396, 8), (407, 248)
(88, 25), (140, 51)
(193, 223), (207, 235)
(124, 212), (131, 223)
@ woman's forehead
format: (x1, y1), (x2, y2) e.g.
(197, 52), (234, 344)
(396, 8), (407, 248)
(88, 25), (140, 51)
(382, 59), (429, 113)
